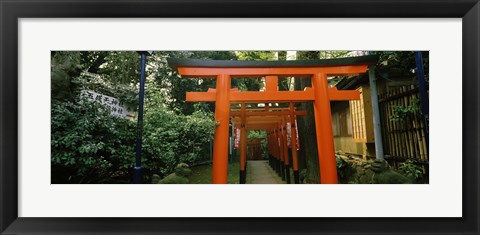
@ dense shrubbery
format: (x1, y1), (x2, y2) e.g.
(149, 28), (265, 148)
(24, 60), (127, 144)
(51, 98), (137, 183)
(142, 93), (215, 179)
(52, 82), (217, 183)
(51, 93), (215, 183)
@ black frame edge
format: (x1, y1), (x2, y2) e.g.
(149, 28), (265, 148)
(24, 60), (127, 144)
(462, 2), (480, 234)
(0, 0), (478, 18)
(1, 0), (19, 234)
(1, 0), (479, 234)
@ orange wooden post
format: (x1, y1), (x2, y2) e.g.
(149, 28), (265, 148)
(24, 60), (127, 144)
(268, 131), (274, 168)
(274, 127), (281, 176)
(270, 129), (277, 174)
(270, 130), (275, 172)
(239, 103), (247, 184)
(212, 74), (231, 184)
(289, 102), (300, 184)
(277, 123), (286, 180)
(281, 117), (289, 166)
(281, 116), (291, 184)
(272, 125), (281, 176)
(312, 73), (338, 184)
(276, 127), (282, 177)
(264, 78), (275, 169)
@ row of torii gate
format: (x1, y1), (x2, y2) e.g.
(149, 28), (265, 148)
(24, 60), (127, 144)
(232, 105), (305, 184)
(168, 55), (379, 184)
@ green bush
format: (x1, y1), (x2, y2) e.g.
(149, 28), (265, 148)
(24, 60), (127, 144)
(142, 94), (215, 177)
(51, 97), (136, 183)
(51, 94), (215, 183)
(51, 62), (216, 183)
(398, 159), (424, 181)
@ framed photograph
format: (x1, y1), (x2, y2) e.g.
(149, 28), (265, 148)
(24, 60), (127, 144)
(1, 0), (478, 234)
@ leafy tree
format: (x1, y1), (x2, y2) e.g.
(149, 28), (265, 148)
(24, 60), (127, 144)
(236, 51), (276, 61)
(51, 51), (83, 101)
(152, 51), (237, 115)
(372, 51), (429, 81)
(80, 51), (108, 74)
(52, 51), (143, 102)
(78, 51), (143, 85)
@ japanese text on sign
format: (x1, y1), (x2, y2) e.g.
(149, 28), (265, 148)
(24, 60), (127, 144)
(80, 90), (132, 119)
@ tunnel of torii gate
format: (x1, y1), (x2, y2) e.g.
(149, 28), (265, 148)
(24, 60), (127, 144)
(167, 55), (379, 184)
(231, 107), (308, 184)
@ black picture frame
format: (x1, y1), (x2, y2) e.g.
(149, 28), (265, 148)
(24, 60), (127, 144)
(1, 0), (478, 234)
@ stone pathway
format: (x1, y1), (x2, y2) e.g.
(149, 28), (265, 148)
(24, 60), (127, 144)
(246, 160), (285, 184)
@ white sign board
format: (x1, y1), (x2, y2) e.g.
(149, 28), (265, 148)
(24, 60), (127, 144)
(80, 90), (132, 119)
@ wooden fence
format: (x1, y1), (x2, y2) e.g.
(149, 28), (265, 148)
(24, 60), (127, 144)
(378, 85), (428, 163)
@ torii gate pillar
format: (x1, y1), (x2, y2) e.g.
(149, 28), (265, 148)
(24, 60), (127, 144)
(289, 102), (300, 184)
(239, 103), (247, 184)
(212, 74), (231, 184)
(312, 73), (338, 184)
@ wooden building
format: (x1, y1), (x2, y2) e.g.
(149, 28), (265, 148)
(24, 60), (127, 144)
(331, 73), (428, 163)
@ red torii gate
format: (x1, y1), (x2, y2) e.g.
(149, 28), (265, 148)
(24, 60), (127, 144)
(168, 55), (378, 184)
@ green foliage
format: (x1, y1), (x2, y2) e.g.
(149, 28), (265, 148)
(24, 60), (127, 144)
(235, 51), (277, 91)
(142, 91), (215, 177)
(373, 170), (412, 184)
(74, 72), (138, 110)
(51, 81), (216, 183)
(372, 51), (429, 80)
(391, 98), (419, 121)
(335, 156), (414, 184)
(398, 159), (424, 181)
(157, 163), (192, 184)
(188, 162), (240, 184)
(297, 51), (351, 60)
(236, 51), (277, 61)
(52, 51), (140, 107)
(247, 130), (266, 139)
(51, 97), (136, 183)
(318, 51), (351, 59)
(51, 51), (219, 183)
(335, 155), (354, 183)
(80, 51), (141, 85)
(152, 51), (236, 114)
(248, 130), (268, 158)
(51, 52), (84, 101)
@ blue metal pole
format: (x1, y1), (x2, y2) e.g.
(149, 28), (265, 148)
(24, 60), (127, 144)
(415, 51), (429, 155)
(134, 52), (147, 184)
